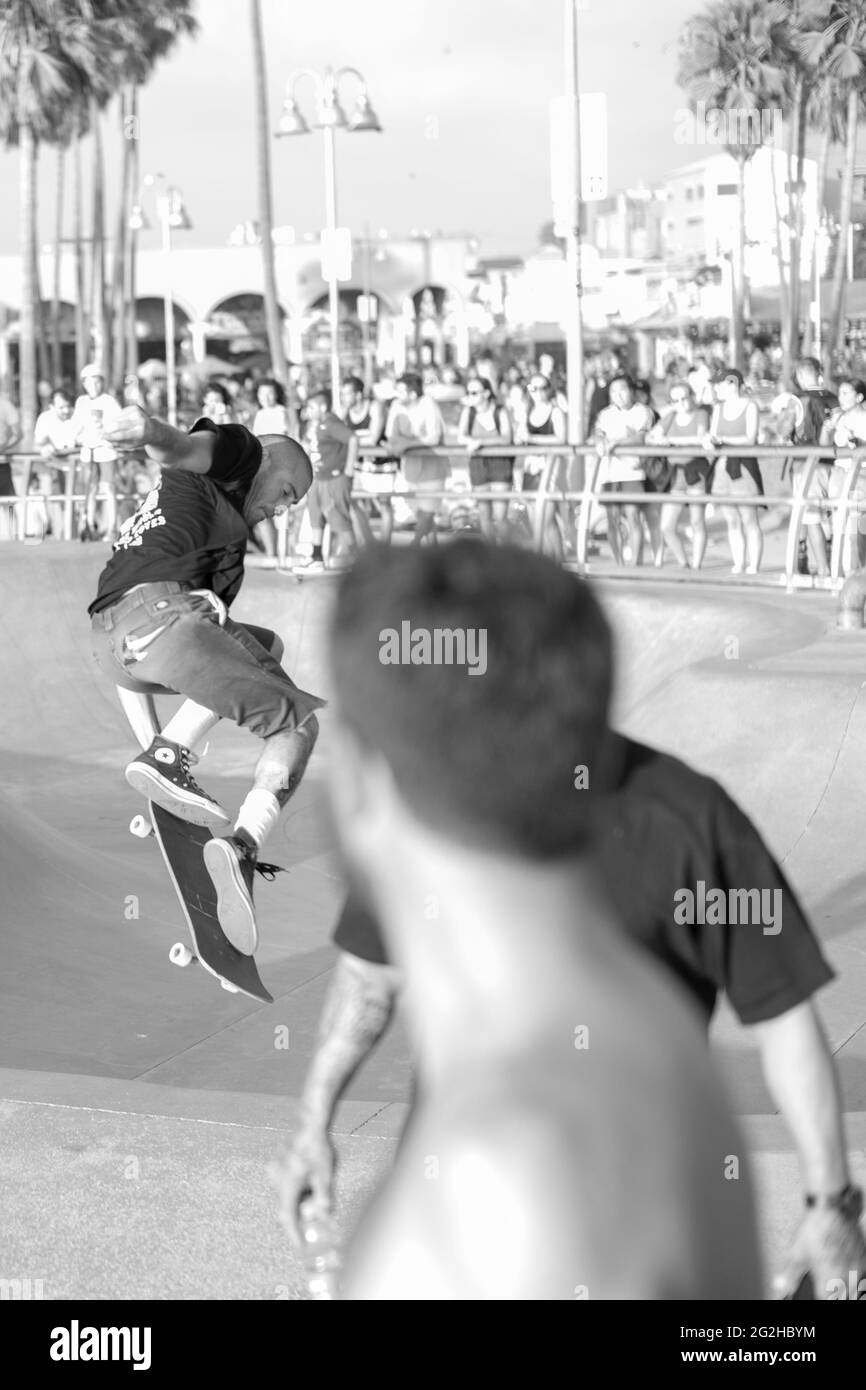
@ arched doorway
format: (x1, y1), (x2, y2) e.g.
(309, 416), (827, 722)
(133, 297), (191, 367)
(408, 284), (458, 367)
(202, 293), (283, 368)
(302, 290), (382, 384)
(1, 301), (80, 394)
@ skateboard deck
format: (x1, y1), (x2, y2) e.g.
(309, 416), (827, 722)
(131, 802), (273, 1004)
(288, 563), (343, 582)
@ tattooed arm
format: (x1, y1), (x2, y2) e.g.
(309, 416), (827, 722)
(271, 950), (401, 1243)
(103, 407), (216, 472)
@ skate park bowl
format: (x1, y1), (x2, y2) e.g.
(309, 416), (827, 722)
(1, 543), (865, 1297)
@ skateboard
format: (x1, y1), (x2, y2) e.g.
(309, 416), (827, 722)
(130, 802), (273, 1004)
(288, 563), (342, 583)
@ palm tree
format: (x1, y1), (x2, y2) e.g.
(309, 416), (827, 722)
(89, 93), (108, 374)
(30, 140), (50, 386)
(801, 2), (866, 370)
(678, 0), (792, 371)
(772, 1), (833, 382)
(72, 126), (87, 376)
(50, 138), (65, 380)
(801, 66), (847, 356)
(123, 84), (139, 378)
(0, 1), (95, 440)
(16, 76), (38, 435)
(22, 2), (196, 394)
(250, 0), (289, 390)
(105, 1), (197, 385)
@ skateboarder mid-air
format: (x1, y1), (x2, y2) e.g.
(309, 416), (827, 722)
(88, 405), (324, 955)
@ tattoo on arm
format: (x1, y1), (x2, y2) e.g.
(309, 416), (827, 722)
(319, 956), (395, 1046)
(300, 955), (398, 1127)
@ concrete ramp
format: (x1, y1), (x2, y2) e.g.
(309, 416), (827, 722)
(2, 552), (865, 1108)
(0, 545), (409, 1103)
(1, 550), (865, 1295)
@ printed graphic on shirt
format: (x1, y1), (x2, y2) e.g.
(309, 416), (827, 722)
(114, 480), (166, 550)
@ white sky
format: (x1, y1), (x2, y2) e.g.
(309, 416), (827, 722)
(0, 0), (709, 258)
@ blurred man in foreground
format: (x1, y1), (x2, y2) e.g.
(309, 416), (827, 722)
(307, 541), (760, 1299)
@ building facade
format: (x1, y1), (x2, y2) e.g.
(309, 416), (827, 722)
(660, 146), (819, 290)
(0, 231), (481, 386)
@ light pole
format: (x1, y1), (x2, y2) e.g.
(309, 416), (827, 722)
(275, 67), (381, 402)
(129, 174), (192, 425)
(564, 0), (585, 446)
(848, 221), (864, 283)
(361, 222), (375, 392)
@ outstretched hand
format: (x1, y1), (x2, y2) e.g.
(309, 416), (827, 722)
(268, 1126), (336, 1247)
(103, 406), (151, 451)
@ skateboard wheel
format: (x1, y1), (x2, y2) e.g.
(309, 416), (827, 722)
(220, 980), (239, 994)
(129, 814), (153, 838)
(169, 942), (194, 968)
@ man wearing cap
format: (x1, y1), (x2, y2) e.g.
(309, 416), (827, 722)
(73, 364), (121, 541)
(88, 405), (323, 954)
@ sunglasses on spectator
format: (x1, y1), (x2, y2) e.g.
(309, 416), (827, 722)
(529, 383), (548, 392)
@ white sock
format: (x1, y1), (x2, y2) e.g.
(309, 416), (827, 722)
(162, 700), (221, 752)
(235, 789), (280, 848)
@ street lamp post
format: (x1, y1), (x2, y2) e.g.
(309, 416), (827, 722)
(129, 174), (192, 425)
(275, 67), (381, 402)
(321, 119), (342, 403)
(814, 221), (824, 363)
(360, 222), (375, 392)
(564, 0), (585, 446)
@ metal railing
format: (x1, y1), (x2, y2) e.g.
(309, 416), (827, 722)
(0, 452), (141, 544)
(5, 441), (866, 595)
(353, 441), (866, 592)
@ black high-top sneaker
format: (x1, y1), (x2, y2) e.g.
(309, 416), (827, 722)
(202, 831), (260, 955)
(125, 737), (231, 829)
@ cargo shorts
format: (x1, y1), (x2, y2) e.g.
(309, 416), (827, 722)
(90, 582), (325, 739)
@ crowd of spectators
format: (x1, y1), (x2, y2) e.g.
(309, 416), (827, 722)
(2, 346), (866, 579)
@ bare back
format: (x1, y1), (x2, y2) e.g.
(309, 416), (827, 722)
(344, 930), (762, 1300)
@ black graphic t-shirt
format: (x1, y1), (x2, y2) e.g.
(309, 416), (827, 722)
(334, 736), (833, 1027)
(88, 420), (261, 615)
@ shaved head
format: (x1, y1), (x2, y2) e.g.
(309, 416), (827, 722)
(244, 434), (314, 528)
(260, 434), (313, 496)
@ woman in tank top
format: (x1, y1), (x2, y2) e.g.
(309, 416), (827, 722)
(706, 368), (763, 574)
(251, 378), (293, 565)
(340, 376), (394, 543)
(457, 377), (514, 542)
(651, 382), (711, 569)
(514, 374), (568, 559)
